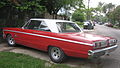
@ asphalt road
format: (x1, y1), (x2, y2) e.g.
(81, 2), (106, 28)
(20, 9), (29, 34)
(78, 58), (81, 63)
(0, 24), (120, 68)
(90, 24), (120, 68)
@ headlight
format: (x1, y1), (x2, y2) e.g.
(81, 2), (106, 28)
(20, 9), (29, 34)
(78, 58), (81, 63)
(109, 39), (117, 46)
(93, 40), (107, 49)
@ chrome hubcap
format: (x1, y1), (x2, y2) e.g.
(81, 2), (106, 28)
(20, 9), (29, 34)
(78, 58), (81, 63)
(51, 47), (61, 60)
(8, 36), (15, 45)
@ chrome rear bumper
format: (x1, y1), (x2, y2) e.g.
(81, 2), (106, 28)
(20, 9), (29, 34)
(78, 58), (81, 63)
(88, 45), (118, 58)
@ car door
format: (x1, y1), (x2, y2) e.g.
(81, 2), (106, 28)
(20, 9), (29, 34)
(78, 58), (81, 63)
(15, 20), (42, 47)
(17, 20), (52, 50)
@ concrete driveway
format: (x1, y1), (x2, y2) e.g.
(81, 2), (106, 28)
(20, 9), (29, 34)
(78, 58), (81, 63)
(89, 24), (120, 68)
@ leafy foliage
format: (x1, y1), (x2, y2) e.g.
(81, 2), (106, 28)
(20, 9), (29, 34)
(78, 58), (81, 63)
(107, 5), (120, 27)
(0, 1), (6, 8)
(0, 0), (45, 28)
(88, 2), (115, 23)
(0, 0), (84, 28)
(72, 9), (85, 22)
(16, 0), (44, 11)
(102, 3), (115, 14)
(40, 0), (84, 19)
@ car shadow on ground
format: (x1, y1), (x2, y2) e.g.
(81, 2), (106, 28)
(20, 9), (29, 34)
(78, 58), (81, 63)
(0, 42), (103, 68)
(15, 44), (103, 68)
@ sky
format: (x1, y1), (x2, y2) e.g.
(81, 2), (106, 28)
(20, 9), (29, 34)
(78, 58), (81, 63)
(84, 0), (120, 8)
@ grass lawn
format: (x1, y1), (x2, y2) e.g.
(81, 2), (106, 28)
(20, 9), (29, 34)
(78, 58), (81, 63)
(0, 52), (72, 68)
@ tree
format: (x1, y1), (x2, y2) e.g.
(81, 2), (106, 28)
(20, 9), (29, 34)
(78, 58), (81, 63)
(106, 5), (120, 27)
(113, 5), (120, 27)
(72, 9), (85, 22)
(0, 0), (84, 28)
(90, 2), (115, 23)
(85, 2), (104, 21)
(40, 0), (84, 19)
(0, 0), (45, 27)
(104, 3), (115, 24)
(102, 3), (115, 14)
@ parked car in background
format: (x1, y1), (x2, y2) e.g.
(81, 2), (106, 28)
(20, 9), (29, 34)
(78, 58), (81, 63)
(83, 21), (94, 29)
(98, 22), (103, 25)
(104, 23), (109, 25)
(105, 23), (113, 27)
(93, 21), (96, 26)
(83, 21), (89, 29)
(3, 19), (118, 63)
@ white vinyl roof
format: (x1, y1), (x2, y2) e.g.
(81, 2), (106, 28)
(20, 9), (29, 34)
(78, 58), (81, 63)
(30, 18), (74, 23)
(30, 18), (75, 33)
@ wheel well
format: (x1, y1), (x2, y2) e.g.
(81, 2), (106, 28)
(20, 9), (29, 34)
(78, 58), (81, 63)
(47, 45), (53, 51)
(47, 45), (63, 52)
(6, 34), (11, 37)
(4, 33), (12, 39)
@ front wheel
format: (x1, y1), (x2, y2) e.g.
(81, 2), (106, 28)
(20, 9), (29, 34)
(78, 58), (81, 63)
(6, 34), (16, 46)
(48, 47), (66, 63)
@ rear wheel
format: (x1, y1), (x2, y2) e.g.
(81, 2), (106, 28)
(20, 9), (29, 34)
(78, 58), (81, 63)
(6, 34), (16, 46)
(48, 47), (66, 63)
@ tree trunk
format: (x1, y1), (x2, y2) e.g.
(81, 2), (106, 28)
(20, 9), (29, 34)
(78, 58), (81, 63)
(55, 13), (57, 19)
(52, 14), (55, 19)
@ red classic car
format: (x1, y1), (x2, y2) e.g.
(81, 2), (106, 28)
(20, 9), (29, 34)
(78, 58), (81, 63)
(3, 19), (118, 63)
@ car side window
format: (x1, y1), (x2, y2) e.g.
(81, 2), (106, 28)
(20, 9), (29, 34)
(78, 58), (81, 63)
(24, 20), (51, 32)
(39, 22), (51, 32)
(25, 20), (41, 30)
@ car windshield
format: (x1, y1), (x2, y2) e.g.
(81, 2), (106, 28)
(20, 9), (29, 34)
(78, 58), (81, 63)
(56, 22), (81, 33)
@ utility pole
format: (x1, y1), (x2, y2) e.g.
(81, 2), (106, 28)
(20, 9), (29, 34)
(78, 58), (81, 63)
(87, 0), (90, 20)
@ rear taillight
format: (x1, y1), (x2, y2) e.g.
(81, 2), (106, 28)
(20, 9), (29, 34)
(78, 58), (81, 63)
(93, 41), (101, 49)
(108, 39), (117, 46)
(93, 40), (107, 49)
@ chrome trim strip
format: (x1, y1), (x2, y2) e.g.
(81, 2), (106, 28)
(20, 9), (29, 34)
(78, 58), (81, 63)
(93, 45), (118, 53)
(3, 30), (93, 46)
